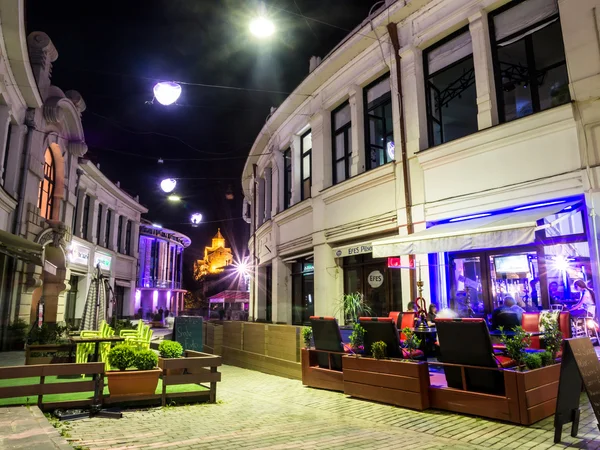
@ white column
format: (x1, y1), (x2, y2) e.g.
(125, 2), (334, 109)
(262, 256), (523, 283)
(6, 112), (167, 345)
(86, 196), (97, 243)
(120, 218), (128, 254)
(400, 46), (428, 156)
(3, 124), (26, 197)
(349, 85), (366, 177)
(264, 167), (272, 220)
(469, 10), (499, 130)
(271, 152), (283, 216)
(309, 110), (332, 193)
(98, 204), (107, 248)
(313, 243), (341, 318)
(131, 221), (140, 258)
(272, 257), (291, 324)
(0, 106), (11, 183)
(110, 213), (120, 251)
(290, 135), (301, 205)
(73, 190), (86, 238)
(256, 265), (267, 321)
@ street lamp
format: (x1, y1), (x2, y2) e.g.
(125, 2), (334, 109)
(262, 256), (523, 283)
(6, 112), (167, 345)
(167, 194), (181, 202)
(190, 213), (203, 227)
(249, 16), (275, 38)
(153, 82), (182, 106)
(160, 178), (177, 193)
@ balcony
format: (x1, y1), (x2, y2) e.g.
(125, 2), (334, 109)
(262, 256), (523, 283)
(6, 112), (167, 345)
(139, 277), (182, 290)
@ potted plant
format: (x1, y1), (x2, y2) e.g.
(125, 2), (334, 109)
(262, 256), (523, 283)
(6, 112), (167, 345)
(540, 315), (563, 362)
(106, 344), (161, 397)
(26, 323), (72, 364)
(158, 340), (185, 376)
(371, 341), (386, 360)
(335, 292), (372, 325)
(301, 326), (312, 349)
(7, 319), (28, 351)
(498, 326), (530, 370)
(401, 327), (422, 360)
(348, 323), (365, 354)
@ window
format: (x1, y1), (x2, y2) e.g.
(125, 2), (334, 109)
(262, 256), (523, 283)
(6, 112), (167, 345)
(2, 123), (11, 186)
(425, 29), (478, 146)
(96, 204), (103, 245)
(292, 258), (314, 325)
(364, 74), (394, 170)
(283, 148), (292, 210)
(491, 0), (569, 123)
(37, 148), (55, 220)
(300, 131), (312, 200)
(82, 195), (91, 240)
(105, 209), (112, 249)
(125, 219), (132, 255)
(332, 102), (352, 184)
(117, 216), (124, 253)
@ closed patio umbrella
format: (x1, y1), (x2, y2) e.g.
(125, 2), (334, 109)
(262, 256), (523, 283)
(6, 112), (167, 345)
(79, 265), (110, 331)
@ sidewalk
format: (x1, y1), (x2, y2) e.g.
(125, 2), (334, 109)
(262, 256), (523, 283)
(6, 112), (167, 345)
(0, 405), (71, 450)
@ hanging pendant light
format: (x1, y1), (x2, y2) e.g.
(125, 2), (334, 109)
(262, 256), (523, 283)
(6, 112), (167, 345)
(153, 82), (182, 106)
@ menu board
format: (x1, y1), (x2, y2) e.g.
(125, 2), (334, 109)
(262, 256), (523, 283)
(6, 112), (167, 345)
(173, 316), (203, 352)
(554, 338), (600, 443)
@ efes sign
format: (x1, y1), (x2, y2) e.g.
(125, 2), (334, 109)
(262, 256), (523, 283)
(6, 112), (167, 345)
(333, 243), (373, 258)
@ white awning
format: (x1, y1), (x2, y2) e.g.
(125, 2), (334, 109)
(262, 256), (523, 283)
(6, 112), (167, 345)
(372, 202), (577, 258)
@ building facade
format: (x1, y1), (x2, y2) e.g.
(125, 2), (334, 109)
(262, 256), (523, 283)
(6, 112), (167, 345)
(242, 0), (600, 325)
(67, 160), (147, 327)
(137, 222), (190, 318)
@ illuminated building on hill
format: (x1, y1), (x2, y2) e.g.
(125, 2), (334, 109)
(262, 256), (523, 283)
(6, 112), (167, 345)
(194, 229), (233, 280)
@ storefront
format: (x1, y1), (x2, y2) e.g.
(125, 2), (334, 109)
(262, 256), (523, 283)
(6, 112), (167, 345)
(373, 196), (591, 318)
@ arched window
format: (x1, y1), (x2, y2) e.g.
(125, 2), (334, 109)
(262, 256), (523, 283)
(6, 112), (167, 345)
(37, 148), (55, 220)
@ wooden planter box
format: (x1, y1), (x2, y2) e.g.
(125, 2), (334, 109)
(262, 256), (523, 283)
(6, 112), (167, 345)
(301, 348), (344, 392)
(429, 363), (561, 424)
(25, 344), (75, 365)
(342, 356), (430, 410)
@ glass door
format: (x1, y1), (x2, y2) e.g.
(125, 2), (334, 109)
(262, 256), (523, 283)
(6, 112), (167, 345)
(448, 254), (489, 318)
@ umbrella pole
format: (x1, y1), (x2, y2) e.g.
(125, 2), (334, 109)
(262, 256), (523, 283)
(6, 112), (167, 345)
(94, 264), (101, 330)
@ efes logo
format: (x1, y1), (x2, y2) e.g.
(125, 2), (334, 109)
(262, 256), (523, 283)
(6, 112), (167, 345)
(335, 250), (342, 257)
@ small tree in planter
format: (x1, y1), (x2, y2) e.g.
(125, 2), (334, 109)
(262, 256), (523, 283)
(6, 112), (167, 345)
(371, 341), (387, 360)
(301, 327), (313, 349)
(158, 340), (185, 376)
(106, 344), (161, 397)
(540, 315), (563, 363)
(349, 323), (365, 354)
(499, 326), (531, 370)
(335, 292), (372, 325)
(401, 327), (422, 360)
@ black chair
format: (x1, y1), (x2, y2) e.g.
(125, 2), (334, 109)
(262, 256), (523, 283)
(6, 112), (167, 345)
(359, 317), (404, 358)
(435, 318), (509, 395)
(309, 316), (344, 371)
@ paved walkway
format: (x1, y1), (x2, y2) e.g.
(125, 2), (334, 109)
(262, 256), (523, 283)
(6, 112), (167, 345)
(57, 365), (599, 450)
(0, 406), (71, 450)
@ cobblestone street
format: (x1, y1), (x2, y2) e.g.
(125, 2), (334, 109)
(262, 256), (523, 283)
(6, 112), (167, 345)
(51, 365), (599, 450)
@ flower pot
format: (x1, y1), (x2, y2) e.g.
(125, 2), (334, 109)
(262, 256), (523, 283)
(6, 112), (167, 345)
(106, 368), (161, 397)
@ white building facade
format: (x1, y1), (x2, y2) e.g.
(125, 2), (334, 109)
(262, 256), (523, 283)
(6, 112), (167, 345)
(242, 0), (600, 325)
(67, 160), (147, 327)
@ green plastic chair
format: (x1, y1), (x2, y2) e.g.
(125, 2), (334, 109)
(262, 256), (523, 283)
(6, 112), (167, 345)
(76, 320), (112, 369)
(120, 320), (144, 338)
(125, 325), (153, 350)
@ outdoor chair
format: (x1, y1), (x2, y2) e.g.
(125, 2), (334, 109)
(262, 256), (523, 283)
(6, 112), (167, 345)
(124, 324), (153, 350)
(119, 320), (144, 338)
(399, 312), (416, 342)
(435, 318), (515, 395)
(309, 316), (346, 371)
(359, 317), (424, 360)
(388, 311), (401, 328)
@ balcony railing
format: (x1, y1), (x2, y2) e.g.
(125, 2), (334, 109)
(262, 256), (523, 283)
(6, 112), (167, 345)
(139, 277), (182, 290)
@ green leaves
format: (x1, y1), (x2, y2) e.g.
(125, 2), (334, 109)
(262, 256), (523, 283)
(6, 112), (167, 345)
(158, 340), (184, 359)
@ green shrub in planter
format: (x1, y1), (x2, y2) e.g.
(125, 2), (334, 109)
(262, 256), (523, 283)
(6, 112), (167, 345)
(371, 341), (387, 360)
(158, 340), (183, 359)
(540, 350), (553, 367)
(134, 348), (158, 370)
(524, 353), (542, 370)
(301, 327), (312, 348)
(108, 344), (136, 371)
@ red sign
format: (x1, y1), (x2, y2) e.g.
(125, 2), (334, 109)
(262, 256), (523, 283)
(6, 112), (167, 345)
(387, 257), (415, 269)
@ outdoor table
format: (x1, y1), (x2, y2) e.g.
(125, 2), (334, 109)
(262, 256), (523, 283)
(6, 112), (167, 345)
(70, 335), (125, 362)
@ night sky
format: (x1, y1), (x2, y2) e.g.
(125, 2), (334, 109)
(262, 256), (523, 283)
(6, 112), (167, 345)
(26, 0), (381, 288)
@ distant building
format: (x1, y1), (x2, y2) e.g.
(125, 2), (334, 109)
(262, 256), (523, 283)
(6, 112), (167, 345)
(137, 221), (191, 318)
(193, 229), (233, 280)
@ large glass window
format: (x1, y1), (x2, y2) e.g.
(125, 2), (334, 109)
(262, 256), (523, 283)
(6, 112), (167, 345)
(364, 74), (393, 170)
(82, 195), (91, 240)
(117, 216), (124, 253)
(292, 258), (314, 325)
(125, 220), (132, 255)
(425, 29), (477, 146)
(491, 0), (569, 123)
(105, 209), (112, 249)
(300, 131), (312, 200)
(283, 148), (292, 210)
(37, 148), (55, 220)
(332, 102), (352, 184)
(96, 204), (103, 244)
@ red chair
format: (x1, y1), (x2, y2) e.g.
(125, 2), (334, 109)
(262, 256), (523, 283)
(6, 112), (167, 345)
(522, 313), (541, 349)
(388, 311), (401, 328)
(399, 312), (416, 341)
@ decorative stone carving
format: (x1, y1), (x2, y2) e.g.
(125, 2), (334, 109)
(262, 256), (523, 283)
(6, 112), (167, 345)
(43, 97), (66, 124)
(68, 140), (88, 157)
(65, 90), (87, 113)
(27, 32), (58, 65)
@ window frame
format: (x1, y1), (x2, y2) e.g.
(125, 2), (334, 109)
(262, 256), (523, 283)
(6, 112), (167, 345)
(300, 130), (312, 201)
(37, 148), (55, 220)
(96, 203), (103, 245)
(117, 216), (123, 253)
(105, 209), (112, 249)
(363, 73), (393, 171)
(332, 101), (352, 185)
(125, 219), (132, 255)
(489, 1), (568, 123)
(423, 26), (476, 148)
(82, 195), (91, 241)
(283, 148), (292, 210)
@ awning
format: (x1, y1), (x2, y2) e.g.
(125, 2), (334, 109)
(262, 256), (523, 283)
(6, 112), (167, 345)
(372, 202), (577, 258)
(209, 290), (250, 304)
(0, 229), (43, 265)
(282, 251), (313, 263)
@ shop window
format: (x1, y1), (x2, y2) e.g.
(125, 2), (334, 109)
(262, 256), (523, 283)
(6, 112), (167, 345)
(82, 195), (91, 241)
(117, 216), (124, 253)
(332, 102), (352, 184)
(491, 0), (569, 123)
(283, 148), (292, 209)
(300, 131), (312, 200)
(96, 204), (103, 245)
(292, 259), (314, 325)
(105, 209), (112, 249)
(364, 74), (393, 170)
(424, 29), (477, 146)
(37, 148), (55, 220)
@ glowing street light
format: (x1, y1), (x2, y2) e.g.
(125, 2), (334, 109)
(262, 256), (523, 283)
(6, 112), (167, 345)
(167, 194), (181, 202)
(233, 258), (251, 277)
(190, 213), (203, 227)
(249, 16), (275, 38)
(160, 178), (177, 193)
(153, 82), (182, 106)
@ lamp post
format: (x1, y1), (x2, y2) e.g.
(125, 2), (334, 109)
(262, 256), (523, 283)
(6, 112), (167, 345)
(249, 2), (275, 38)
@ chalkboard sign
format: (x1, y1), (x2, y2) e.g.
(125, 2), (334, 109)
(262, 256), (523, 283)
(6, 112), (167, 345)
(173, 316), (203, 352)
(554, 338), (600, 443)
